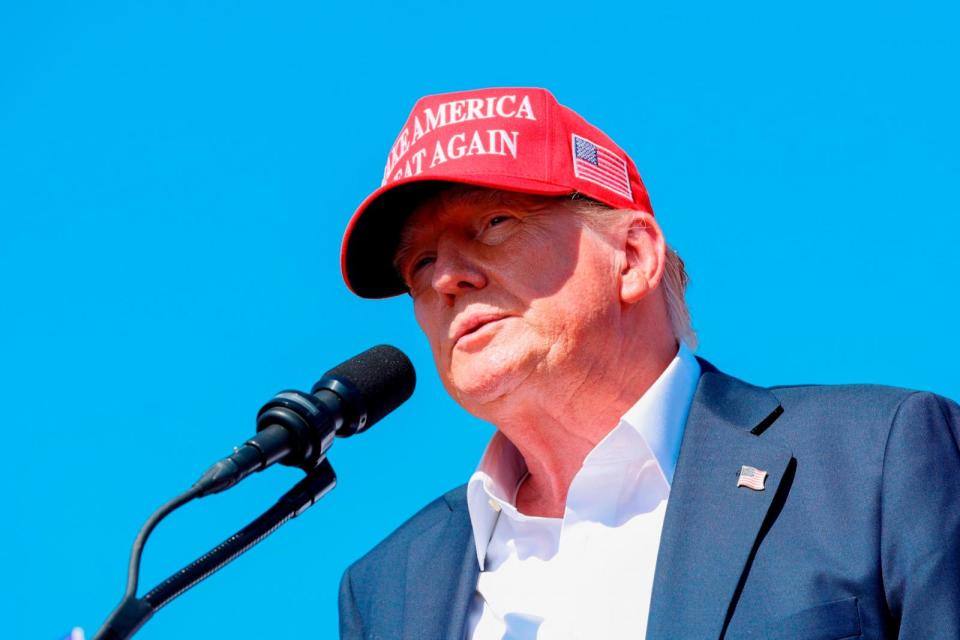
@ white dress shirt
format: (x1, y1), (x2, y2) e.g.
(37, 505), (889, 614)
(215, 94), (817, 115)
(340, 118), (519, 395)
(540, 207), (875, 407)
(464, 343), (701, 639)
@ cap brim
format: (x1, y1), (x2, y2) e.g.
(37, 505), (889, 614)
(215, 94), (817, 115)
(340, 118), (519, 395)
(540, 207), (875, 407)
(341, 174), (572, 298)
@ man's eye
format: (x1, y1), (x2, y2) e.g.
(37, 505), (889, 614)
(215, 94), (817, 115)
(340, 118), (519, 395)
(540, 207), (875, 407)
(412, 256), (435, 273)
(489, 215), (510, 227)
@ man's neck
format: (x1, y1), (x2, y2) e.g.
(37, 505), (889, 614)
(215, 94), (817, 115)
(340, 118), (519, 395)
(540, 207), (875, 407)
(487, 337), (679, 518)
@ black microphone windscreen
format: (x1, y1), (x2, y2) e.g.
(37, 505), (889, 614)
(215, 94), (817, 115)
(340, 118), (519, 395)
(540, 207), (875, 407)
(321, 344), (416, 430)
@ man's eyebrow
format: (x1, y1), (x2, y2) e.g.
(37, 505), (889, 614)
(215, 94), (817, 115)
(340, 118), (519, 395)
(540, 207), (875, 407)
(390, 191), (562, 275)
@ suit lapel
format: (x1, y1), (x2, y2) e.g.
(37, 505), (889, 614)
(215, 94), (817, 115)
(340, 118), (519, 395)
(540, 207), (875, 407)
(647, 365), (793, 640)
(402, 487), (479, 640)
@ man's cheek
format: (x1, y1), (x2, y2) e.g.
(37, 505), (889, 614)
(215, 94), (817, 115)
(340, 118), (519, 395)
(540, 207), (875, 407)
(419, 317), (448, 371)
(413, 305), (440, 343)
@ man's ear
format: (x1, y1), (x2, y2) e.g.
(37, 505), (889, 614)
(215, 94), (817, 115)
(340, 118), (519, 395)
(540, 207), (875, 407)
(619, 211), (666, 305)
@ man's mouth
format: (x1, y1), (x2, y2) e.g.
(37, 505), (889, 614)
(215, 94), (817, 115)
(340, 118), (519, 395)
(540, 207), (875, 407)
(451, 313), (508, 347)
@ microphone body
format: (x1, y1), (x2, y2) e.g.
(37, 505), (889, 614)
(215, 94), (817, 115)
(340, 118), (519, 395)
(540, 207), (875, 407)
(194, 345), (415, 496)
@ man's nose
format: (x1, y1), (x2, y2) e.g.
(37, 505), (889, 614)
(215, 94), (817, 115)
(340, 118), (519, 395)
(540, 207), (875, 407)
(431, 241), (487, 305)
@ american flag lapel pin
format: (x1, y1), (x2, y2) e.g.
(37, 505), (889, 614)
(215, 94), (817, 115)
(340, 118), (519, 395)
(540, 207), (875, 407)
(737, 465), (768, 491)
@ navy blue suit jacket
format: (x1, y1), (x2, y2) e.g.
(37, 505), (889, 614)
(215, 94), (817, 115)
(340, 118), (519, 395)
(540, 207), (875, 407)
(339, 362), (960, 639)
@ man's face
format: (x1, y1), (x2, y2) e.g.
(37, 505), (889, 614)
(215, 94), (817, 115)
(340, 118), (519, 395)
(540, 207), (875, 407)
(394, 188), (624, 417)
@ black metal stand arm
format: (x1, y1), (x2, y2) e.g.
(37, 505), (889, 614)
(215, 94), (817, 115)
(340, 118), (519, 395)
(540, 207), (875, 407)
(94, 459), (337, 640)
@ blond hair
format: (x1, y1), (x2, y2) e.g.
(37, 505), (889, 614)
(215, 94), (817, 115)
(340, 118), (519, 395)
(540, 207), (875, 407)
(564, 195), (698, 350)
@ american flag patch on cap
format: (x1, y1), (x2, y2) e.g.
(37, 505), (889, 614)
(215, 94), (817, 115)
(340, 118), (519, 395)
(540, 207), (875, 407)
(737, 465), (768, 491)
(571, 134), (632, 200)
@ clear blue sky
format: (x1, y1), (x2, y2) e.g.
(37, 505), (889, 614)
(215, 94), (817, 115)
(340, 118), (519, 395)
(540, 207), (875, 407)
(2, 2), (958, 638)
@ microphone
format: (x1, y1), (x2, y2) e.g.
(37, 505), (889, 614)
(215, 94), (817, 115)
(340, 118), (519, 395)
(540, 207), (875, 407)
(193, 344), (415, 497)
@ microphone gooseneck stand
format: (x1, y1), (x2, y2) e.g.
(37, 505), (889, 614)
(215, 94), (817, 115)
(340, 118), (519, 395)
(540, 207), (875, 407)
(94, 459), (336, 640)
(93, 345), (417, 640)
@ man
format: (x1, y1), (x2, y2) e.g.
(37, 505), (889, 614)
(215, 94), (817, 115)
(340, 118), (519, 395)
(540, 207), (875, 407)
(337, 88), (960, 639)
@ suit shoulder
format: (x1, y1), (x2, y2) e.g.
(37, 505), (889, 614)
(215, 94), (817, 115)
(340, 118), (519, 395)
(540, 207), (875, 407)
(767, 382), (917, 397)
(343, 484), (467, 580)
(766, 383), (921, 419)
(760, 384), (959, 455)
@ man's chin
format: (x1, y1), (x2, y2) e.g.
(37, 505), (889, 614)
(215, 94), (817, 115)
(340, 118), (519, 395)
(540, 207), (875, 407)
(447, 357), (534, 414)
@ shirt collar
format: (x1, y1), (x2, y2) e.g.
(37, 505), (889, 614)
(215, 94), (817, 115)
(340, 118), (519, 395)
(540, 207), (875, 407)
(617, 341), (700, 483)
(466, 342), (701, 568)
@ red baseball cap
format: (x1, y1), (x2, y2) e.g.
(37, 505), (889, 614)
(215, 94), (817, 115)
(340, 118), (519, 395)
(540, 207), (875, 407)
(341, 87), (653, 298)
